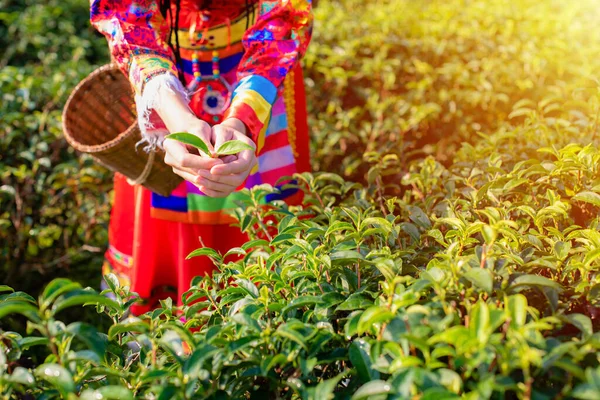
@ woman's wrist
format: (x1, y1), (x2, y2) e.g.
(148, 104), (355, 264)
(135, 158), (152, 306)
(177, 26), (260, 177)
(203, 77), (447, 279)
(221, 117), (248, 136)
(153, 81), (200, 133)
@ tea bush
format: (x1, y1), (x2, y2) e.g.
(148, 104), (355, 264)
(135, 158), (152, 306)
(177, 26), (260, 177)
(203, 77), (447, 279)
(0, 0), (112, 293)
(2, 0), (600, 398)
(305, 0), (600, 179)
(2, 127), (600, 397)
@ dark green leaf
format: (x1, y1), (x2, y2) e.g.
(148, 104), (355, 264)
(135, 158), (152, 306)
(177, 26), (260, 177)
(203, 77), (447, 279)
(349, 339), (379, 383)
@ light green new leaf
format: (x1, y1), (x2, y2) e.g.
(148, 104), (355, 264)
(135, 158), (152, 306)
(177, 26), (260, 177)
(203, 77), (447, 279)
(573, 191), (600, 207)
(351, 380), (393, 400)
(165, 132), (211, 156)
(215, 140), (254, 156)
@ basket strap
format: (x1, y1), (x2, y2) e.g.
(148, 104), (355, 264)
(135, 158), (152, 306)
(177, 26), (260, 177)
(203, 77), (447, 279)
(127, 150), (155, 187)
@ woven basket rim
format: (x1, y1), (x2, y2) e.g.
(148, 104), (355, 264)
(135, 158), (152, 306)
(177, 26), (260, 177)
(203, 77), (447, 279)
(62, 64), (140, 154)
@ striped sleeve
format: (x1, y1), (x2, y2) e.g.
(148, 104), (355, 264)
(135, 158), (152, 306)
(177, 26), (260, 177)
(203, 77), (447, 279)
(225, 0), (313, 152)
(90, 0), (178, 96)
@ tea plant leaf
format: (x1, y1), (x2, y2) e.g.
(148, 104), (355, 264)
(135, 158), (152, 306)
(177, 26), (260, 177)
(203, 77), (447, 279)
(232, 313), (261, 332)
(18, 337), (49, 349)
(464, 269), (493, 293)
(510, 274), (563, 292)
(470, 301), (490, 345)
(68, 322), (108, 358)
(40, 278), (82, 311)
(224, 247), (246, 258)
(349, 339), (379, 383)
(507, 294), (528, 328)
(103, 273), (121, 294)
(573, 191), (600, 207)
(282, 296), (323, 313)
(236, 279), (259, 298)
(0, 292), (36, 304)
(165, 132), (211, 156)
(6, 367), (35, 386)
(35, 364), (75, 395)
(241, 239), (270, 250)
(80, 386), (134, 400)
(108, 319), (150, 340)
(561, 314), (593, 339)
(215, 140), (254, 156)
(0, 301), (39, 321)
(186, 247), (222, 262)
(352, 380), (393, 399)
(336, 294), (373, 311)
(276, 325), (308, 350)
(357, 306), (395, 334)
(0, 286), (14, 294)
(311, 371), (350, 400)
(408, 206), (432, 229)
(271, 233), (296, 245)
(330, 250), (364, 262)
(52, 290), (120, 315)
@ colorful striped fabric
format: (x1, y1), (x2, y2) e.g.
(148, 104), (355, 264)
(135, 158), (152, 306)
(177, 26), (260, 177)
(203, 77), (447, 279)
(90, 1), (311, 224)
(149, 52), (303, 224)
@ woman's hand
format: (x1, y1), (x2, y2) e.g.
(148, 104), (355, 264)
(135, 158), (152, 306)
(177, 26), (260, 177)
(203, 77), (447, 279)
(153, 84), (224, 187)
(194, 118), (258, 198)
(163, 117), (224, 185)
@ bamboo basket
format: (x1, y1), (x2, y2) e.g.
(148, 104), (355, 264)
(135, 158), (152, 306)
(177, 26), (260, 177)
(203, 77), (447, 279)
(62, 64), (182, 197)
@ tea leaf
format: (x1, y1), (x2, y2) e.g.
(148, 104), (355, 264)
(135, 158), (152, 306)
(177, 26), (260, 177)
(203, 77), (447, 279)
(215, 140), (255, 156)
(573, 191), (600, 207)
(165, 132), (211, 156)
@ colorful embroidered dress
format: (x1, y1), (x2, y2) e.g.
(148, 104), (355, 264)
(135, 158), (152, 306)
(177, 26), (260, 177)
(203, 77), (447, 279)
(90, 0), (312, 313)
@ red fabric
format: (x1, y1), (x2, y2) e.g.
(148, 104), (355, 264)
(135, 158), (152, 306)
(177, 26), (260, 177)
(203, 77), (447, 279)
(107, 177), (248, 315)
(104, 64), (310, 315)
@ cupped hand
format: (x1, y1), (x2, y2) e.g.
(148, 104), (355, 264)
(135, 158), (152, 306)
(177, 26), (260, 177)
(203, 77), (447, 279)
(163, 118), (223, 184)
(194, 118), (257, 198)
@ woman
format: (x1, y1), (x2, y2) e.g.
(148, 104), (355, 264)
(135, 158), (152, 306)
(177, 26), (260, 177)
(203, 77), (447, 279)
(90, 0), (313, 314)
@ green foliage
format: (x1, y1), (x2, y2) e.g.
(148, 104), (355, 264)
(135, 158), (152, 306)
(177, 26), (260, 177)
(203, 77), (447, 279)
(2, 0), (600, 398)
(0, 0), (111, 291)
(305, 0), (600, 179)
(2, 147), (600, 397)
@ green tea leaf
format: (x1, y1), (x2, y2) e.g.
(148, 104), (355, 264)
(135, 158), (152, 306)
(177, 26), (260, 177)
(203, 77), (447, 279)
(80, 386), (134, 400)
(336, 294), (373, 311)
(35, 364), (75, 395)
(40, 278), (81, 310)
(562, 314), (593, 339)
(357, 306), (395, 334)
(507, 294), (528, 328)
(464, 269), (493, 293)
(349, 339), (379, 383)
(0, 285), (14, 294)
(282, 296), (322, 313)
(215, 140), (254, 156)
(573, 191), (600, 207)
(186, 247), (222, 262)
(352, 380), (393, 399)
(0, 301), (39, 321)
(52, 291), (119, 315)
(108, 319), (150, 339)
(470, 301), (490, 344)
(165, 132), (211, 156)
(510, 274), (563, 292)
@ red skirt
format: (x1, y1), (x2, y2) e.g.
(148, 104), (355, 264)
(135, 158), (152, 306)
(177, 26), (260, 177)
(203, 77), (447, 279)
(102, 67), (310, 315)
